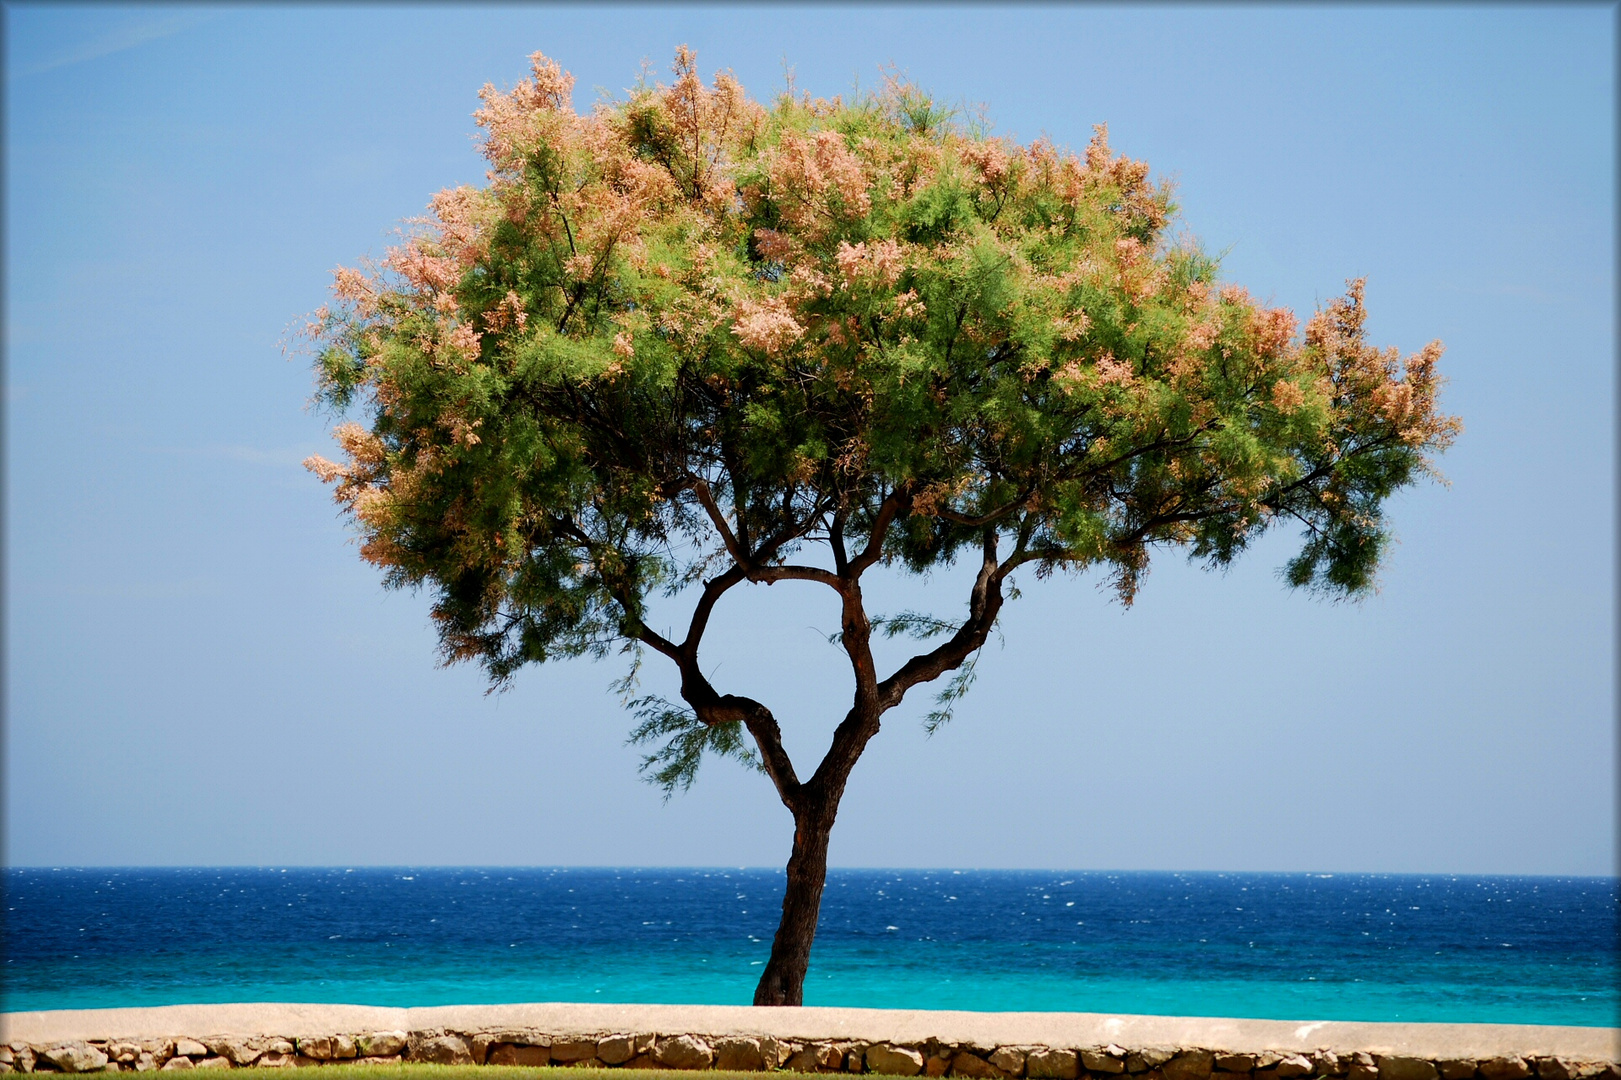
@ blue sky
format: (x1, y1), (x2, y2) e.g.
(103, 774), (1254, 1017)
(4, 4), (1615, 874)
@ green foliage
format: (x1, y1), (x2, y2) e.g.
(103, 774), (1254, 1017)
(626, 696), (761, 797)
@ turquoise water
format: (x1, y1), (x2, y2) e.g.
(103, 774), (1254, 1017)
(3, 869), (1616, 1026)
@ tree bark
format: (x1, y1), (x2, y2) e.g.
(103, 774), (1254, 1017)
(752, 798), (837, 1006)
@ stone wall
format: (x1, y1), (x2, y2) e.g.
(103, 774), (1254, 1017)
(5, 1027), (1617, 1079)
(3, 1006), (1615, 1080)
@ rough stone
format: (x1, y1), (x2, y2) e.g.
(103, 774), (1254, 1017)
(291, 1042), (327, 1064)
(1026, 1049), (1079, 1080)
(1131, 1052), (1178, 1074)
(354, 1035), (405, 1060)
(191, 1060), (230, 1071)
(410, 1037), (471, 1067)
(259, 1047), (290, 1061)
(11, 1050), (34, 1075)
(251, 1055), (291, 1069)
(487, 1045), (549, 1067)
(1166, 1052), (1216, 1080)
(133, 1057), (155, 1074)
(655, 1036), (713, 1072)
(158, 1060), (192, 1073)
(1087, 1049), (1131, 1075)
(171, 1046), (207, 1063)
(1257, 1057), (1284, 1071)
(759, 1038), (792, 1071)
(785, 1049), (824, 1073)
(545, 1041), (595, 1065)
(601, 1036), (653, 1067)
(1532, 1063), (1569, 1080)
(43, 1045), (111, 1074)
(1379, 1059), (1439, 1080)
(207, 1043), (260, 1069)
(1315, 1054), (1346, 1078)
(329, 1038), (356, 1062)
(926, 1058), (952, 1079)
(1482, 1061), (1532, 1080)
(990, 1049), (1028, 1077)
(715, 1039), (765, 1073)
(869, 1046), (927, 1077)
(1278, 1058), (1314, 1079)
(952, 1052), (1009, 1079)
(1217, 1057), (1257, 1074)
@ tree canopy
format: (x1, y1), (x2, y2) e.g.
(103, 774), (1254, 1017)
(304, 48), (1459, 1004)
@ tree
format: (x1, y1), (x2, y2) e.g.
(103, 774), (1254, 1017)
(303, 49), (1460, 1006)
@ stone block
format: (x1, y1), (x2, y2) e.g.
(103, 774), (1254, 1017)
(488, 1045), (550, 1067)
(410, 1037), (470, 1066)
(655, 1036), (714, 1071)
(715, 1038), (765, 1073)
(759, 1039), (794, 1071)
(1165, 1053), (1216, 1080)
(354, 1035), (405, 1060)
(1278, 1058), (1314, 1079)
(291, 1041), (328, 1064)
(1314, 1055), (1346, 1078)
(786, 1049), (825, 1073)
(1086, 1050), (1130, 1076)
(1531, 1063), (1568, 1080)
(1378, 1059), (1438, 1080)
(43, 1045), (111, 1074)
(1130, 1052), (1177, 1075)
(1482, 1061), (1532, 1080)
(869, 1046), (927, 1077)
(1026, 1049), (1078, 1080)
(207, 1043), (260, 1068)
(251, 1055), (291, 1069)
(550, 1041), (597, 1064)
(329, 1038), (356, 1062)
(133, 1057), (155, 1074)
(952, 1052), (1008, 1079)
(927, 1057), (953, 1078)
(990, 1049), (1027, 1077)
(1217, 1058), (1256, 1074)
(159, 1060), (192, 1073)
(601, 1036), (653, 1067)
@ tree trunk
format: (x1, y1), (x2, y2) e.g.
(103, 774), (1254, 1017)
(753, 801), (836, 1006)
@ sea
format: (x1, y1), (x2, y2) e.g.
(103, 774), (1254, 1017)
(2, 869), (1616, 1027)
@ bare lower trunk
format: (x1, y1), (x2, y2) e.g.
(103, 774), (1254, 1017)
(753, 803), (835, 1006)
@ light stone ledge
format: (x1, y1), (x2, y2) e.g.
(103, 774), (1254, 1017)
(1, 1004), (1615, 1078)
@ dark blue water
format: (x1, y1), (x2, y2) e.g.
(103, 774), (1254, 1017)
(3, 869), (1616, 1027)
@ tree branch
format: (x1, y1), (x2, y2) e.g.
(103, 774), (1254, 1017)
(875, 529), (1005, 710)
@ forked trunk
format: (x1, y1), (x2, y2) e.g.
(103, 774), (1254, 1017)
(753, 802), (836, 1006)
